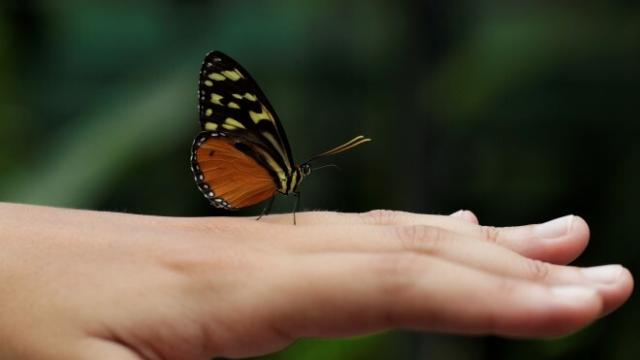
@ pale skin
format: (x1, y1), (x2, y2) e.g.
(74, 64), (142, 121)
(0, 203), (633, 360)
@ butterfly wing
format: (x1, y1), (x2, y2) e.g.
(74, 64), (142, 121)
(191, 131), (278, 209)
(197, 51), (294, 191)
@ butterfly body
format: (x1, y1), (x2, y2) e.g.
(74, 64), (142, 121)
(190, 51), (370, 215)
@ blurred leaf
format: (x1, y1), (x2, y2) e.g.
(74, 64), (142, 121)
(0, 61), (194, 207)
(260, 333), (410, 360)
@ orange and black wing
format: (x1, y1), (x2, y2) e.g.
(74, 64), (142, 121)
(190, 132), (278, 209)
(197, 51), (294, 189)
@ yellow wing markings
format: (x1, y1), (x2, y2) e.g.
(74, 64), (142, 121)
(210, 93), (224, 106)
(231, 93), (257, 102)
(208, 72), (226, 81)
(204, 122), (218, 130)
(253, 147), (287, 191)
(205, 70), (241, 82)
(244, 93), (257, 102)
(227, 102), (240, 109)
(289, 170), (298, 193)
(249, 105), (275, 124)
(261, 132), (291, 171)
(223, 118), (246, 130)
(221, 69), (244, 81)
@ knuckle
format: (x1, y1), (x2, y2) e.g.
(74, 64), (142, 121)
(162, 242), (255, 282)
(395, 225), (443, 254)
(480, 226), (502, 244)
(362, 209), (401, 225)
(162, 251), (228, 280)
(524, 259), (550, 281)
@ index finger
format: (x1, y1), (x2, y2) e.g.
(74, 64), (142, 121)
(260, 211), (589, 265)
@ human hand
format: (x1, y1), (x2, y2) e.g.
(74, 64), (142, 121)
(0, 203), (632, 359)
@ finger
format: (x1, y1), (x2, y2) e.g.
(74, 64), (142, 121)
(278, 252), (602, 338)
(261, 210), (482, 237)
(449, 209), (479, 224)
(581, 265), (634, 316)
(476, 215), (589, 264)
(284, 224), (629, 315)
(262, 211), (589, 265)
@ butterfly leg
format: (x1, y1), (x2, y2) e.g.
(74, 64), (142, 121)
(256, 196), (276, 221)
(292, 192), (301, 225)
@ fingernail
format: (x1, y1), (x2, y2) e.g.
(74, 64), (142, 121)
(450, 210), (465, 218)
(582, 265), (623, 284)
(551, 286), (597, 301)
(534, 215), (573, 238)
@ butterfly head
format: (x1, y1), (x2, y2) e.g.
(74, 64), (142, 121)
(299, 163), (312, 177)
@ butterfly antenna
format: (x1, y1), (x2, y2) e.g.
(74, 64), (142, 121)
(312, 163), (341, 172)
(307, 135), (372, 162)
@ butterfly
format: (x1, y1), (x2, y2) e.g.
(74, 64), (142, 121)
(190, 51), (371, 223)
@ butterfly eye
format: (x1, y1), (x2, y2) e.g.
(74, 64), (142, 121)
(300, 164), (312, 176)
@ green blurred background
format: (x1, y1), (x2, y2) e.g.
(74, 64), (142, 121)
(1, 0), (638, 359)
